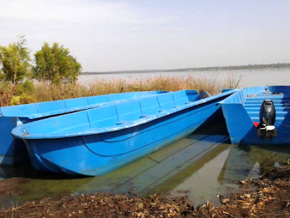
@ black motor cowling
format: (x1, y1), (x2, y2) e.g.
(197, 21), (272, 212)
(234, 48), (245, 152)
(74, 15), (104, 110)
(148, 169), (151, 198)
(199, 90), (211, 99)
(259, 99), (276, 126)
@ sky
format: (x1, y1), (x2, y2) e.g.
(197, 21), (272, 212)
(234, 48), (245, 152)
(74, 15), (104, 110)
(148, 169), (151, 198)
(1, 0), (290, 72)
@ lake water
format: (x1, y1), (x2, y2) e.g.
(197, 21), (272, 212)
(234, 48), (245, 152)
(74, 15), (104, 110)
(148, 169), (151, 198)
(78, 68), (290, 88)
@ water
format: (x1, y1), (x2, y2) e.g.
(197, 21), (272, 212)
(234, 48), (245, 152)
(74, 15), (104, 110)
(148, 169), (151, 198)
(78, 68), (290, 88)
(1, 122), (289, 208)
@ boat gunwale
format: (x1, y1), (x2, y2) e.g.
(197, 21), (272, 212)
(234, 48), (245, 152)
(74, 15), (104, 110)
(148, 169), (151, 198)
(220, 85), (290, 105)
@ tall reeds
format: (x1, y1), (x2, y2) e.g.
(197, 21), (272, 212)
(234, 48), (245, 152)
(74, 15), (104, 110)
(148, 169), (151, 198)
(0, 74), (242, 106)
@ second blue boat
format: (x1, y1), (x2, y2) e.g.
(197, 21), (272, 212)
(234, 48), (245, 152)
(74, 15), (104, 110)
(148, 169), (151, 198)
(220, 86), (290, 145)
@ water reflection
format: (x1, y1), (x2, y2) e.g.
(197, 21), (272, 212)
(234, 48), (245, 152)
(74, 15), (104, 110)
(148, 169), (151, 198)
(76, 134), (229, 199)
(219, 144), (290, 184)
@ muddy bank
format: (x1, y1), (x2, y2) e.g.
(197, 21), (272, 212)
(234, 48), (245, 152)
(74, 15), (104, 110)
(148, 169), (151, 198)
(0, 178), (32, 202)
(0, 165), (289, 217)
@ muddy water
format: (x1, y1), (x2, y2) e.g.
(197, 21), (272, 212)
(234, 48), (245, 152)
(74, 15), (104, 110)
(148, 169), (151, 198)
(0, 123), (289, 208)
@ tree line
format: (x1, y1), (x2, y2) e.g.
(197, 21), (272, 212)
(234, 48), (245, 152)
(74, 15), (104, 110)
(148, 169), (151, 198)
(0, 36), (82, 85)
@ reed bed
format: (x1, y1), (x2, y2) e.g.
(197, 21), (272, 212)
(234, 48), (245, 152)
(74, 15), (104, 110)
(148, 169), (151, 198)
(0, 74), (241, 106)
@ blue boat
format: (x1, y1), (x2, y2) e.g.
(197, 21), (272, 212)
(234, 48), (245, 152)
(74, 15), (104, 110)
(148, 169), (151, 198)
(220, 86), (290, 145)
(12, 89), (237, 176)
(0, 91), (167, 166)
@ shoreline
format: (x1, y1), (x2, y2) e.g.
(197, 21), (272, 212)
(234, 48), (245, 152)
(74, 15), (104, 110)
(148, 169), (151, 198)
(0, 165), (289, 217)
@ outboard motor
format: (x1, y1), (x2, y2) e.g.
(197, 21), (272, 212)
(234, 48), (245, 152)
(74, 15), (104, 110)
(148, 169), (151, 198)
(257, 99), (277, 138)
(259, 99), (276, 126)
(199, 90), (211, 99)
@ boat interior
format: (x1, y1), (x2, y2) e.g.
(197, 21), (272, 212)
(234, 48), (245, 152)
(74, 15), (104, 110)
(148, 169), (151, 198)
(12, 90), (203, 138)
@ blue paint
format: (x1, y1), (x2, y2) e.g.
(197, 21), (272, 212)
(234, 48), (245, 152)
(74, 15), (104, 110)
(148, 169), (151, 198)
(0, 91), (168, 166)
(220, 86), (290, 145)
(12, 89), (237, 176)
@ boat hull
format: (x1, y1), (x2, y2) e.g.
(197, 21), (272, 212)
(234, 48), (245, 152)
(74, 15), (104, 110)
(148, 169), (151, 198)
(22, 95), (230, 176)
(221, 86), (290, 145)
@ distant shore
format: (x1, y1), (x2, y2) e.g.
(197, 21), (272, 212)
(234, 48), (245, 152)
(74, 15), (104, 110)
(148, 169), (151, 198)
(82, 63), (290, 75)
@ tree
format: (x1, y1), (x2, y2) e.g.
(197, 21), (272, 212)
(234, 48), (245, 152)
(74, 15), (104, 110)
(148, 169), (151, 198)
(0, 36), (32, 84)
(34, 42), (82, 84)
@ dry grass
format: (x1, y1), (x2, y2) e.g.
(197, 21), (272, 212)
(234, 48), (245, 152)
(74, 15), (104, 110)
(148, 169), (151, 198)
(0, 83), (16, 106)
(33, 82), (89, 102)
(225, 72), (242, 89)
(0, 74), (241, 106)
(87, 75), (222, 94)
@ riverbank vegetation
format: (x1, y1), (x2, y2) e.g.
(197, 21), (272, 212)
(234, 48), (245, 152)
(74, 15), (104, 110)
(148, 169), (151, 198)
(0, 36), (81, 85)
(0, 37), (82, 106)
(0, 74), (241, 107)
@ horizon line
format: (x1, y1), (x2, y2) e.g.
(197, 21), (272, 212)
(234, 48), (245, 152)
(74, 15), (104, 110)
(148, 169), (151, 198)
(81, 62), (290, 75)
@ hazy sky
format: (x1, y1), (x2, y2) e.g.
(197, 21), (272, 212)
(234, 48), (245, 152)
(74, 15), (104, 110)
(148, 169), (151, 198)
(1, 0), (290, 72)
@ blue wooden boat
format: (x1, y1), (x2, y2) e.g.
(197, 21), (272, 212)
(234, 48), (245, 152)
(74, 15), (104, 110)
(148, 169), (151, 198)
(220, 86), (290, 145)
(12, 89), (237, 176)
(0, 91), (167, 166)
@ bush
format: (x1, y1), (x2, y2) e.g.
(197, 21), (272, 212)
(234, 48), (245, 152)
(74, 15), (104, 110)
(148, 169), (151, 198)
(34, 42), (82, 84)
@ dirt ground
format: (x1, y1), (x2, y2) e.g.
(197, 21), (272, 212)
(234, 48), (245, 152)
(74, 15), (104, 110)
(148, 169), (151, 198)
(0, 165), (289, 217)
